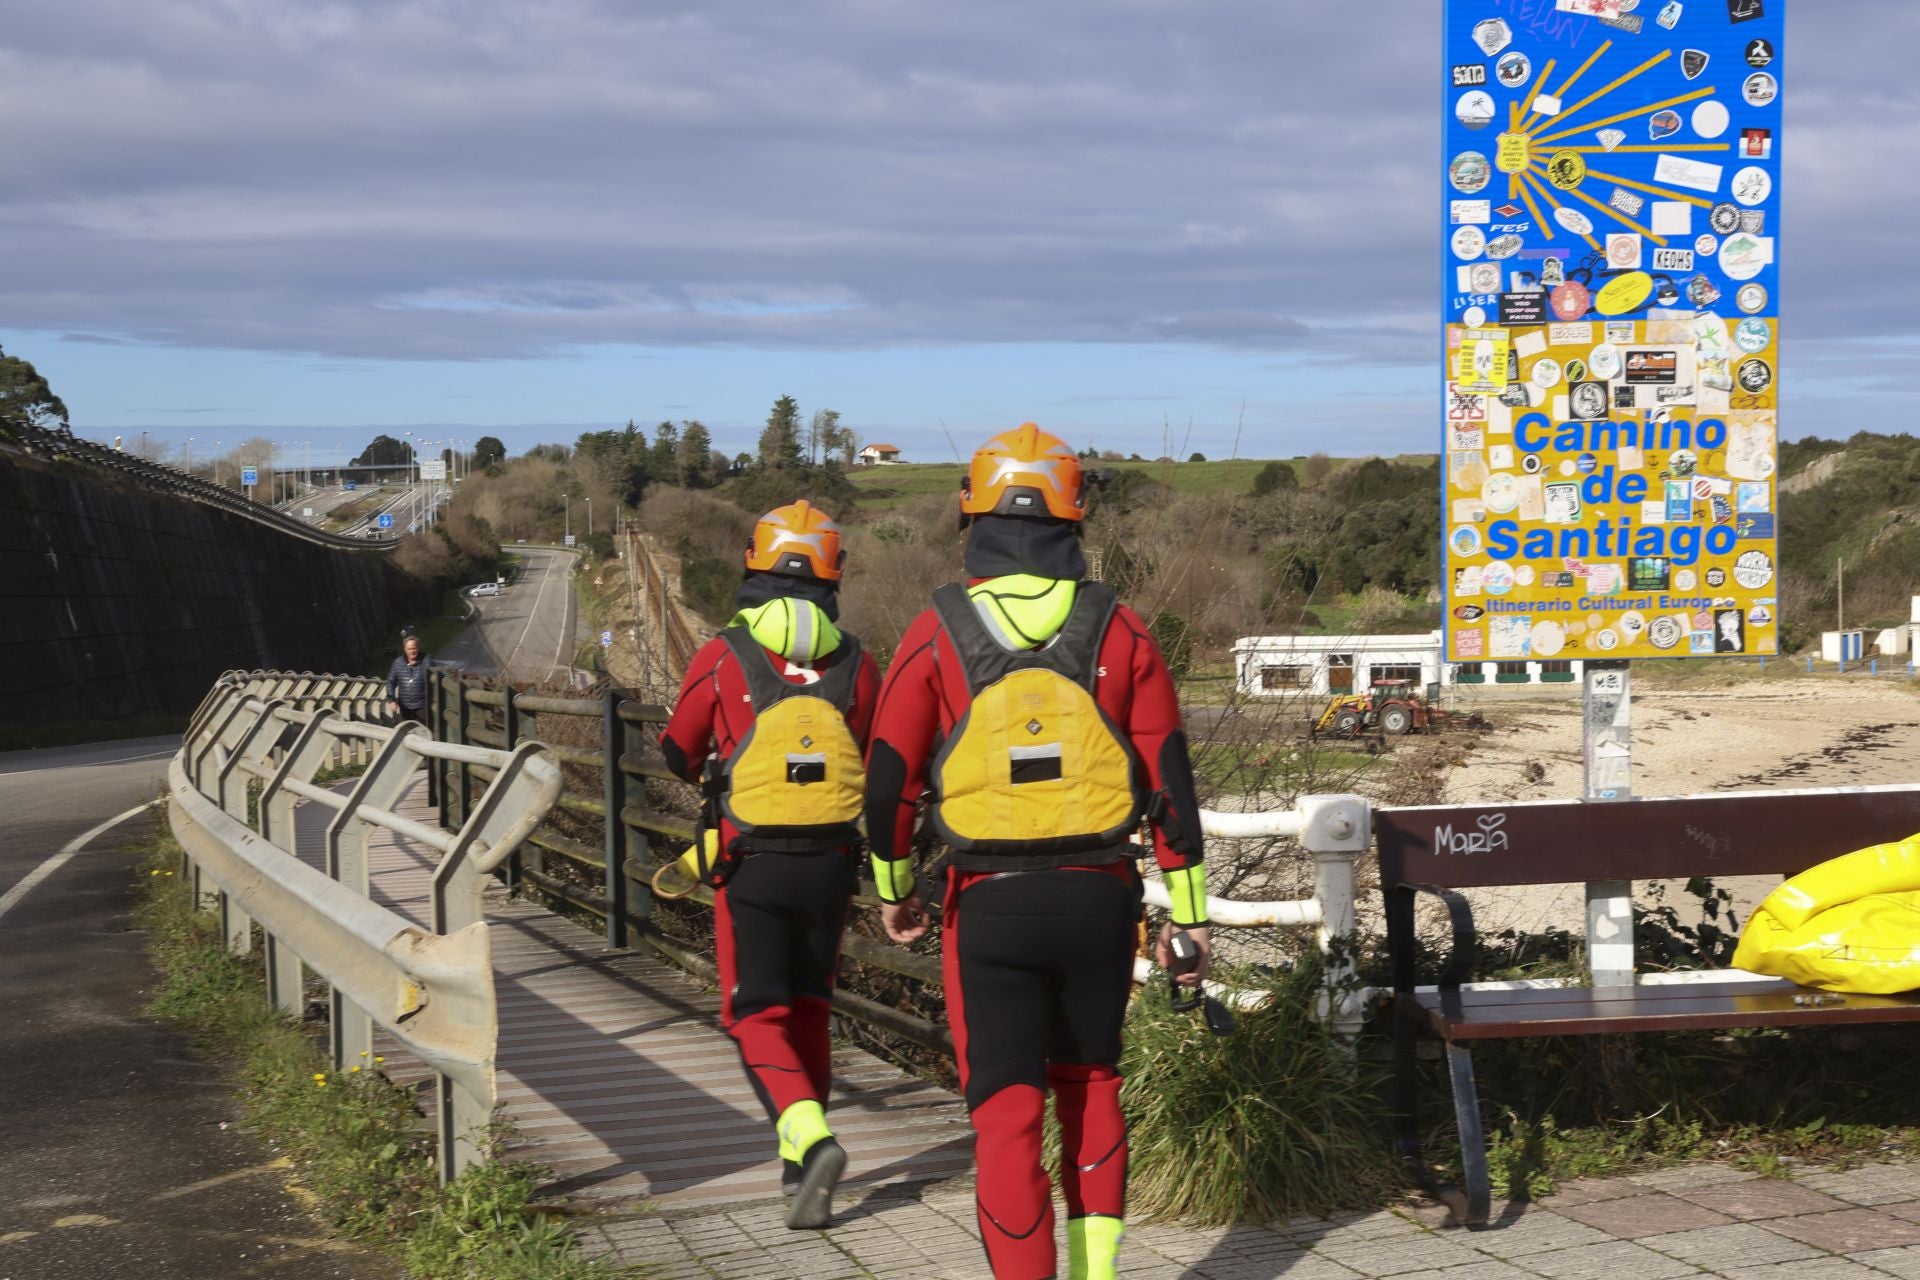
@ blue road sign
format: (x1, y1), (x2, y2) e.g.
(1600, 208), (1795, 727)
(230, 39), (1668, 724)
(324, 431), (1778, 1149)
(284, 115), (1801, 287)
(377, 513), (394, 529)
(241, 466), (258, 487)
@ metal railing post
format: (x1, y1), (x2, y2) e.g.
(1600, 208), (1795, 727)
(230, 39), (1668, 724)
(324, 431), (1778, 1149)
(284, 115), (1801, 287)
(321, 723), (426, 1071)
(501, 685), (520, 890)
(426, 670), (443, 812)
(619, 708), (652, 931)
(1297, 793), (1372, 1039)
(455, 678), (473, 828)
(603, 688), (629, 948)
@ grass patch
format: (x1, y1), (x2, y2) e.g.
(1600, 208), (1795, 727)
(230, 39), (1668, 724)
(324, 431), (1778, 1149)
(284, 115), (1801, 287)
(322, 486), (400, 532)
(135, 822), (644, 1279)
(0, 711), (187, 753)
(1121, 956), (1398, 1224)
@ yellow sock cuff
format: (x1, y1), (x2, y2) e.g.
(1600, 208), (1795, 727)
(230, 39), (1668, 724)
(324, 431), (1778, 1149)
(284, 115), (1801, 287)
(1067, 1215), (1124, 1280)
(776, 1099), (832, 1162)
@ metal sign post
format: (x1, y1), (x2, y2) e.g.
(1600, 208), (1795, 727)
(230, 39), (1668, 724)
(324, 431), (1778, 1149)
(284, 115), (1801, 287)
(1582, 659), (1632, 986)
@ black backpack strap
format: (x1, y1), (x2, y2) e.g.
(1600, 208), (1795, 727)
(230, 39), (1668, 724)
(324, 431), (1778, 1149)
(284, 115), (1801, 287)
(811, 633), (863, 713)
(720, 625), (862, 712)
(1050, 582), (1119, 692)
(933, 580), (1118, 694)
(719, 627), (791, 712)
(931, 585), (993, 695)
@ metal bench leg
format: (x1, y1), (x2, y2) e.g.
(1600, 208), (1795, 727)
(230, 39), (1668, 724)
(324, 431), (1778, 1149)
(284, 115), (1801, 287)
(1447, 1043), (1493, 1226)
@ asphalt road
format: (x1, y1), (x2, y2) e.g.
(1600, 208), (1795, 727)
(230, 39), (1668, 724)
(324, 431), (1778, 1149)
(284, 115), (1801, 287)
(437, 547), (586, 684)
(0, 738), (394, 1279)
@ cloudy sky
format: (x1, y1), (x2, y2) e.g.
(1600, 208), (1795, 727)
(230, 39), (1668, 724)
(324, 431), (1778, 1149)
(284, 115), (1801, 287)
(2, 1), (1912, 463)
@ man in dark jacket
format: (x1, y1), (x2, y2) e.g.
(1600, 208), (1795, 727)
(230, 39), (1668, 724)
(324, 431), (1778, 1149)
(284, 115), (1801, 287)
(385, 634), (430, 722)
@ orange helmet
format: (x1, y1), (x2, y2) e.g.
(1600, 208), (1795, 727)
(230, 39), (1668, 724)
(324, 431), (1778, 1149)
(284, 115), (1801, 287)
(960, 423), (1085, 523)
(744, 499), (845, 581)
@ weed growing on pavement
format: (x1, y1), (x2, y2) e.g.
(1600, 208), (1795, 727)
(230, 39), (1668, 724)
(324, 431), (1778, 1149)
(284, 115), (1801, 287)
(135, 823), (645, 1280)
(1120, 954), (1397, 1224)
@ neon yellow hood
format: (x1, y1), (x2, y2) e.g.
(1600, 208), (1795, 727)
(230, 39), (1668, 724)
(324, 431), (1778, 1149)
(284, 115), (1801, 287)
(968, 575), (1077, 650)
(728, 597), (842, 662)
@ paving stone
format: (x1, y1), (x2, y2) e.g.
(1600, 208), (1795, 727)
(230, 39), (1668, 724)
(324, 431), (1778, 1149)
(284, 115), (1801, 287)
(1796, 1165), (1920, 1208)
(1636, 1221), (1825, 1268)
(1710, 1260), (1892, 1280)
(1882, 1202), (1920, 1225)
(1538, 1177), (1659, 1209)
(1522, 1238), (1700, 1279)
(1555, 1192), (1737, 1239)
(1633, 1166), (1768, 1192)
(1388, 1264), (1540, 1280)
(1852, 1245), (1920, 1280)
(1758, 1208), (1920, 1254)
(1674, 1178), (1853, 1220)
(1457, 1211), (1614, 1259)
(1309, 1236), (1487, 1276)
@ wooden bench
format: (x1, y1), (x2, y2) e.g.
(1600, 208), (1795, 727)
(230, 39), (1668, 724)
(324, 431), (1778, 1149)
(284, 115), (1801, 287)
(1373, 784), (1920, 1225)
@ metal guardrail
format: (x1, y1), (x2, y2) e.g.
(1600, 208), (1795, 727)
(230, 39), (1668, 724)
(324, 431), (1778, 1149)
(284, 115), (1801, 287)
(425, 668), (1374, 1051)
(4, 424), (401, 551)
(169, 670), (562, 1178)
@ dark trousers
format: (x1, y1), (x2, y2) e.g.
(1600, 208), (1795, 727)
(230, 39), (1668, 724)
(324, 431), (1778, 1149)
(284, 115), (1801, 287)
(713, 851), (856, 1124)
(944, 868), (1139, 1280)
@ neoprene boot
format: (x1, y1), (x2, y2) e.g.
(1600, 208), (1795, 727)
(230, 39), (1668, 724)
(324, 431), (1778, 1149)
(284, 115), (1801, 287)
(778, 1100), (845, 1229)
(1067, 1214), (1124, 1280)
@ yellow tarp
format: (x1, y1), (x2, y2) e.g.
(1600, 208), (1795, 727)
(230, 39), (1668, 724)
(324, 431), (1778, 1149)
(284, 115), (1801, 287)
(1732, 833), (1920, 994)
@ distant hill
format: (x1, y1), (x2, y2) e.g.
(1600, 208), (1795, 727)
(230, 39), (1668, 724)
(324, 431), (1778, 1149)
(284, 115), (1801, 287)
(846, 456), (1433, 511)
(1774, 433), (1920, 648)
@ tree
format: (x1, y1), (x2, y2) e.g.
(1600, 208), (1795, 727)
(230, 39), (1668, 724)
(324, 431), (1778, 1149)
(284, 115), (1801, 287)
(1188, 451), (1207, 463)
(651, 420), (680, 482)
(757, 395), (804, 469)
(352, 434), (413, 467)
(677, 420), (715, 488)
(1251, 461), (1298, 496)
(1304, 451), (1333, 486)
(0, 345), (69, 435)
(808, 409), (840, 467)
(473, 435), (507, 468)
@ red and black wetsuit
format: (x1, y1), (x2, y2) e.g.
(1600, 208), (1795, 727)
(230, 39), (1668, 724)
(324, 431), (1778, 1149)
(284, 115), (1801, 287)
(659, 632), (881, 1133)
(865, 585), (1207, 1280)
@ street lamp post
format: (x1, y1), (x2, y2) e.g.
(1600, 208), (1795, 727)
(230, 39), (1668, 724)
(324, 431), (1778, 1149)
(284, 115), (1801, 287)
(564, 493), (571, 546)
(586, 496), (593, 538)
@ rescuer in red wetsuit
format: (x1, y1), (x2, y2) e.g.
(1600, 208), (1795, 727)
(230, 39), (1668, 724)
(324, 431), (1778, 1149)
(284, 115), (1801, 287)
(863, 426), (1212, 1280)
(658, 499), (881, 1230)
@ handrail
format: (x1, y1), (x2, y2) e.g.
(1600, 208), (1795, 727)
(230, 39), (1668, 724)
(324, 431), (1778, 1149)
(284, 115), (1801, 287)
(4, 424), (401, 551)
(169, 670), (563, 1179)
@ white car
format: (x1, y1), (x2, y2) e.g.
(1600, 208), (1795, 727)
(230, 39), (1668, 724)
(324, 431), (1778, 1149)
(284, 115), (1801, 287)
(468, 582), (502, 597)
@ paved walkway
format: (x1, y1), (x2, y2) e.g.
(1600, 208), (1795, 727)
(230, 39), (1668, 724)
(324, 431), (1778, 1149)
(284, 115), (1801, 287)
(290, 779), (1920, 1278)
(582, 1159), (1920, 1279)
(291, 777), (971, 1208)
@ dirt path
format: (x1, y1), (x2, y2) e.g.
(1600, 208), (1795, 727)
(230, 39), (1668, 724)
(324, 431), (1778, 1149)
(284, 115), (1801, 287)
(1437, 677), (1920, 937)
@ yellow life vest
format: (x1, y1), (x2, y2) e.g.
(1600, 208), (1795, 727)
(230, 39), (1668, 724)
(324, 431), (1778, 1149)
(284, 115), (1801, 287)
(715, 628), (866, 852)
(928, 580), (1146, 869)
(1732, 833), (1920, 994)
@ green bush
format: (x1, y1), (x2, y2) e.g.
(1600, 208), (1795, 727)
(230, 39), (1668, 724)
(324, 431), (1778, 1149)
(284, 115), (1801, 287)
(680, 555), (740, 621)
(1120, 956), (1395, 1223)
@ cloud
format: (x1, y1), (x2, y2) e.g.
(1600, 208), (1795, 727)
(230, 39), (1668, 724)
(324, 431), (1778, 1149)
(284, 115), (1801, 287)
(0, 0), (1913, 385)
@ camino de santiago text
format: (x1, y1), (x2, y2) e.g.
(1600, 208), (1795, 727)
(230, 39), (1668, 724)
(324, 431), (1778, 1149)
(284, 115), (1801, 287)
(1486, 597), (1723, 614)
(1485, 412), (1737, 567)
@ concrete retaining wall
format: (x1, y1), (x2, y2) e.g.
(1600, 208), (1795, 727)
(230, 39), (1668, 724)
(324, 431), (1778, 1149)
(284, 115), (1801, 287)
(0, 451), (390, 726)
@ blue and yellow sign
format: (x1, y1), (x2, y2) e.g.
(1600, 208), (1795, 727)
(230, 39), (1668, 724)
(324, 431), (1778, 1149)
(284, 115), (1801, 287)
(1442, 0), (1782, 662)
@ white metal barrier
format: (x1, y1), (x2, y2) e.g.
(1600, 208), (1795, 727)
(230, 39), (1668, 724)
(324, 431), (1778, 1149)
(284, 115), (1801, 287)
(1135, 794), (1372, 1034)
(169, 671), (562, 1178)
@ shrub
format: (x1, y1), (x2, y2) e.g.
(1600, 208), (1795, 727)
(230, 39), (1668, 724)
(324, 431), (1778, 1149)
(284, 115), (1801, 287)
(1121, 955), (1396, 1223)
(1250, 461), (1297, 496)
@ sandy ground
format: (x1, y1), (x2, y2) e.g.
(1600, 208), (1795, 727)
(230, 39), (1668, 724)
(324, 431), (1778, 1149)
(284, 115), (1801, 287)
(1437, 676), (1920, 939)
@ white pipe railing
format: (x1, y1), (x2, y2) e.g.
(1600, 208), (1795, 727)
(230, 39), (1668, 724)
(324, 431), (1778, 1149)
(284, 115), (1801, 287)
(1134, 794), (1372, 1032)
